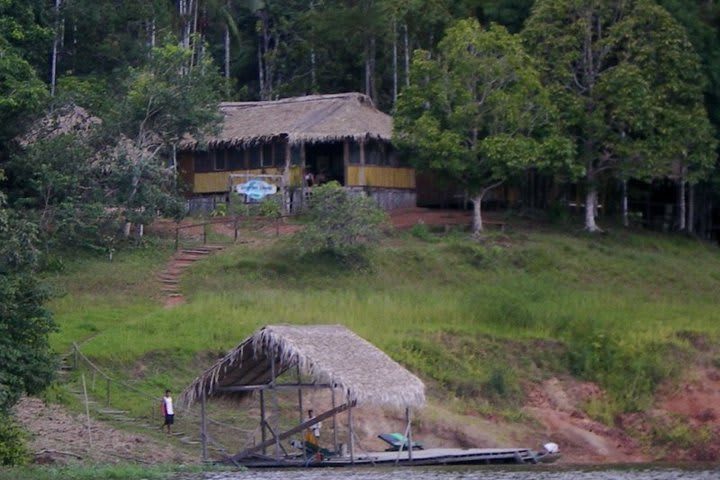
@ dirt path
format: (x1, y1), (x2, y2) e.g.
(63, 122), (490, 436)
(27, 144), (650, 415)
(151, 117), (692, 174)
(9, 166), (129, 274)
(13, 397), (196, 465)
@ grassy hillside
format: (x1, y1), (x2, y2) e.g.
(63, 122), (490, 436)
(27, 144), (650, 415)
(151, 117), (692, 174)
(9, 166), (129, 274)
(46, 223), (720, 425)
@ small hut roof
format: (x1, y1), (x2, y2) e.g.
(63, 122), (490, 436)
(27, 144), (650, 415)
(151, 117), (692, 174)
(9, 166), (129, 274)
(184, 92), (392, 149)
(181, 325), (425, 409)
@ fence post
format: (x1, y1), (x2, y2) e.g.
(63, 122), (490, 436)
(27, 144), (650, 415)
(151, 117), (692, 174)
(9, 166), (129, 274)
(203, 223), (208, 245)
(106, 378), (111, 407)
(73, 343), (78, 370)
(234, 216), (239, 243)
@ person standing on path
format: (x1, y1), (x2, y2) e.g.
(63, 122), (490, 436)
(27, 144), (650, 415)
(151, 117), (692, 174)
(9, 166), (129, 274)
(161, 389), (174, 434)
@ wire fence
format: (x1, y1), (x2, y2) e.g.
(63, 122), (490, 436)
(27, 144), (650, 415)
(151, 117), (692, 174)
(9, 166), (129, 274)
(66, 343), (261, 459)
(173, 214), (292, 250)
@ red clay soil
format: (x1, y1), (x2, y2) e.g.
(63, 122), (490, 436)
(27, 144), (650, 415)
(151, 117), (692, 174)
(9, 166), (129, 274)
(388, 207), (474, 229)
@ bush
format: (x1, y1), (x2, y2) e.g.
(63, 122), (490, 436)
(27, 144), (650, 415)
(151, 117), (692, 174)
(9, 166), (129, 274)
(0, 415), (30, 466)
(295, 182), (387, 257)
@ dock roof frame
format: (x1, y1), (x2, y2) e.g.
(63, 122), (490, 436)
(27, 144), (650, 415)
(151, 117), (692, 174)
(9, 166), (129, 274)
(180, 324), (425, 464)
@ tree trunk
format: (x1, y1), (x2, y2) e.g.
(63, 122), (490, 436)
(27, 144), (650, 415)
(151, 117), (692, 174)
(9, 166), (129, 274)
(310, 1), (317, 91)
(584, 185), (600, 232)
(392, 19), (398, 107)
(622, 179), (628, 227)
(257, 35), (265, 99)
(403, 23), (410, 87)
(687, 183), (695, 234)
(50, 0), (62, 97)
(149, 17), (156, 48)
(224, 12), (230, 79)
(471, 194), (484, 235)
(677, 178), (686, 231)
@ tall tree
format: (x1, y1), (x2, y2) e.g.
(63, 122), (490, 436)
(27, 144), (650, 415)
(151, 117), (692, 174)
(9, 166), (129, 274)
(98, 41), (223, 236)
(523, 0), (715, 232)
(0, 172), (56, 414)
(395, 19), (573, 234)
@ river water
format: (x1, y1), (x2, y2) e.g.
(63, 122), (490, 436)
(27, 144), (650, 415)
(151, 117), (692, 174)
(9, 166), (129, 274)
(196, 465), (719, 480)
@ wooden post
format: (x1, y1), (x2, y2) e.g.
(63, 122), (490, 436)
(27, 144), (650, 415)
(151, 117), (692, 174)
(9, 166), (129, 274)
(359, 140), (366, 187)
(270, 354), (280, 459)
(300, 142), (306, 211)
(331, 387), (338, 453)
(201, 390), (208, 462)
(406, 407), (413, 462)
(260, 390), (267, 455)
(343, 140), (349, 187)
(348, 402), (355, 464)
(296, 365), (304, 428)
(81, 374), (93, 452)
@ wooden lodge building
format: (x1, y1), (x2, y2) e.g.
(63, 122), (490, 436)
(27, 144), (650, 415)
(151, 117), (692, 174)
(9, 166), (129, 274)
(178, 93), (416, 213)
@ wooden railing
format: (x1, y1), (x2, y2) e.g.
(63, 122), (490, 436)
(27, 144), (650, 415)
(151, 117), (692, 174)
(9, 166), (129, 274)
(174, 214), (290, 250)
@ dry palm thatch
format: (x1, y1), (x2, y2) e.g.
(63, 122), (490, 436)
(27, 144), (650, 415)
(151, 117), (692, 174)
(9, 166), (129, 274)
(182, 93), (392, 150)
(181, 325), (425, 410)
(18, 104), (100, 146)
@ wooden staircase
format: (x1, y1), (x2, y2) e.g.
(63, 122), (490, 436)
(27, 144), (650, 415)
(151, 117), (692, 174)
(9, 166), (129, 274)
(159, 245), (224, 307)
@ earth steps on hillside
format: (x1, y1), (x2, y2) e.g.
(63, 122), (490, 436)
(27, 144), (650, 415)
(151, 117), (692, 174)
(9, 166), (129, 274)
(158, 245), (224, 307)
(57, 384), (205, 452)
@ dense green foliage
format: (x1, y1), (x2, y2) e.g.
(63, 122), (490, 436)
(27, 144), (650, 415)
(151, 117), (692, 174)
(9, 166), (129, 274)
(295, 181), (387, 257)
(0, 415), (30, 466)
(1, 0), (720, 241)
(0, 182), (56, 415)
(395, 19), (574, 233)
(523, 0), (716, 232)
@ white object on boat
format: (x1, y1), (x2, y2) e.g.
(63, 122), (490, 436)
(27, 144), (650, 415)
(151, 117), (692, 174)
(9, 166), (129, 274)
(543, 442), (559, 454)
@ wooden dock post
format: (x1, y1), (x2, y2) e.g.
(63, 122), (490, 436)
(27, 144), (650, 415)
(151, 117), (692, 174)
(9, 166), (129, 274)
(331, 387), (338, 453)
(200, 390), (208, 462)
(270, 354), (280, 460)
(260, 390), (267, 455)
(348, 402), (355, 464)
(406, 407), (413, 463)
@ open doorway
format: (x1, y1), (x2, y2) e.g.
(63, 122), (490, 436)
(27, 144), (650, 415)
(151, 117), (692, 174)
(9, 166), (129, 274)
(305, 142), (345, 186)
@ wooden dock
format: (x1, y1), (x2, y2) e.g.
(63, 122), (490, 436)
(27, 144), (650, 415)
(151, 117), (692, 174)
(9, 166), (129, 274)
(234, 447), (552, 468)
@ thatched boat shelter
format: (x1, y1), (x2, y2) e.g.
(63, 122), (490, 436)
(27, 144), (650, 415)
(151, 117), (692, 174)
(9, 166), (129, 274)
(181, 324), (425, 465)
(177, 93), (416, 213)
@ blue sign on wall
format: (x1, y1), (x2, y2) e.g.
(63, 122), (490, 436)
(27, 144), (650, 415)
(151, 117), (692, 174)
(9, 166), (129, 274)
(236, 179), (278, 201)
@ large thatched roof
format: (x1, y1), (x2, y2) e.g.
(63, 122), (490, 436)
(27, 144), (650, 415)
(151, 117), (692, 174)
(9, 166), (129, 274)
(181, 325), (425, 409)
(184, 93), (392, 150)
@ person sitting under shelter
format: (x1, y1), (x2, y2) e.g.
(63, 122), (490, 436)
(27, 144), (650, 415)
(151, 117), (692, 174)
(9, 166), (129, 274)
(304, 409), (321, 447)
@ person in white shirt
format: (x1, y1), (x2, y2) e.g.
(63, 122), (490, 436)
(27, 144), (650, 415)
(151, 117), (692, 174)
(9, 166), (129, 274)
(161, 389), (174, 434)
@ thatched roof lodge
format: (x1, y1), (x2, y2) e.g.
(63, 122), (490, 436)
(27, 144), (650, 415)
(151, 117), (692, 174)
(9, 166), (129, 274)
(177, 93), (416, 212)
(181, 324), (425, 464)
(188, 93), (393, 150)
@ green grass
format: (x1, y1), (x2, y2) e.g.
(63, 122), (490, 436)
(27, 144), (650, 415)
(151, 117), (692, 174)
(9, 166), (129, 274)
(45, 226), (720, 420)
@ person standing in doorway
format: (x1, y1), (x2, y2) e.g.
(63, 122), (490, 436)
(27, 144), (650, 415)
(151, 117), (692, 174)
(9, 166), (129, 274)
(161, 389), (174, 434)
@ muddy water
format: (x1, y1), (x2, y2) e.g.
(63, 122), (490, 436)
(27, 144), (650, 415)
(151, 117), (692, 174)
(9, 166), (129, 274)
(197, 466), (719, 480)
